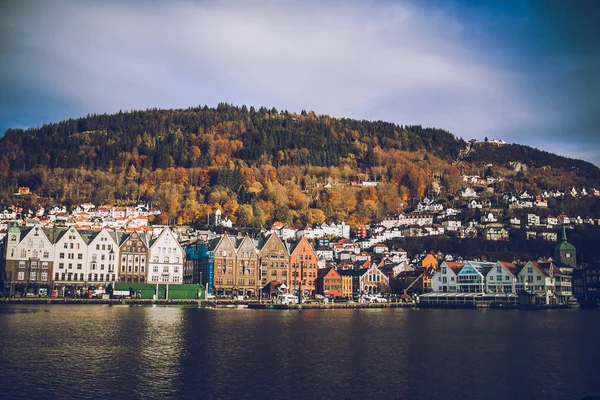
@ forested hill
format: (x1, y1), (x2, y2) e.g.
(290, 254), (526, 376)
(0, 104), (462, 170)
(0, 103), (599, 226)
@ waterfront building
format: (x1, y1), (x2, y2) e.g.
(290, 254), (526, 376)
(148, 227), (184, 284)
(257, 234), (290, 293)
(118, 230), (150, 283)
(288, 236), (318, 296)
(485, 262), (521, 294)
(183, 241), (213, 294)
(211, 234), (237, 296)
(572, 263), (600, 304)
(87, 228), (119, 284)
(315, 267), (342, 297)
(516, 261), (571, 303)
(233, 234), (258, 297)
(431, 261), (464, 292)
(53, 226), (92, 296)
(4, 224), (55, 296)
(456, 261), (495, 293)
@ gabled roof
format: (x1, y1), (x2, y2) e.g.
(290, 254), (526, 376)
(317, 267), (340, 279)
(337, 268), (368, 277)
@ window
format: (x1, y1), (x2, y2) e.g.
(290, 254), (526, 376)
(59, 253), (65, 259)
(153, 266), (158, 273)
(19, 261), (26, 268)
(536, 276), (541, 281)
(78, 254), (83, 260)
(18, 271), (24, 280)
(59, 263), (64, 269)
(42, 262), (48, 269)
(77, 264), (82, 270)
(163, 266), (169, 273)
(43, 251), (49, 259)
(41, 272), (47, 281)
(497, 266), (502, 273)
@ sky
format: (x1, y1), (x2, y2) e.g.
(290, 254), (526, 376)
(1, 0), (599, 165)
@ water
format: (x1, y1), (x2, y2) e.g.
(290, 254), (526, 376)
(0, 305), (599, 400)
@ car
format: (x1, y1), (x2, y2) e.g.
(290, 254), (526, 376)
(25, 293), (37, 297)
(314, 294), (325, 300)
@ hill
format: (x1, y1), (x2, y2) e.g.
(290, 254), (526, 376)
(1, 103), (599, 226)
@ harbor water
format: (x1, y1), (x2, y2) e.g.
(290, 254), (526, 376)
(0, 304), (598, 399)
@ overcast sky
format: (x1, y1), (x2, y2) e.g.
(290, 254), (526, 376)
(1, 0), (599, 165)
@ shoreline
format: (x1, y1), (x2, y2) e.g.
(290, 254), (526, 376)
(0, 298), (577, 310)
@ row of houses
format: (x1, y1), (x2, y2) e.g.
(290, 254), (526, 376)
(2, 224), (183, 297)
(430, 260), (572, 304)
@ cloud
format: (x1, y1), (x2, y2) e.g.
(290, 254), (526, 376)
(1, 0), (599, 165)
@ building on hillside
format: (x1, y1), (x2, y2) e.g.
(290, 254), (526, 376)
(421, 254), (438, 269)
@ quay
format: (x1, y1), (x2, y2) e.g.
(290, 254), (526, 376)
(0, 297), (416, 309)
(0, 297), (575, 309)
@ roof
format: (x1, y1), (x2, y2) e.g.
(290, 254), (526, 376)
(555, 226), (576, 252)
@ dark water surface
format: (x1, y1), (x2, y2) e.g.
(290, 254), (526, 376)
(0, 305), (598, 399)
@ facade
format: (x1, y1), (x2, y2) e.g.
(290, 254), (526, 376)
(87, 229), (119, 285)
(118, 230), (150, 283)
(148, 227), (184, 284)
(432, 262), (464, 292)
(212, 234), (238, 296)
(572, 264), (600, 303)
(288, 236), (318, 296)
(456, 262), (495, 293)
(233, 235), (258, 297)
(485, 262), (520, 294)
(360, 264), (390, 294)
(53, 227), (91, 296)
(315, 267), (342, 297)
(4, 224), (55, 296)
(258, 234), (290, 292)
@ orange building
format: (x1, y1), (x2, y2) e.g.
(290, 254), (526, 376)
(288, 236), (318, 296)
(316, 267), (342, 297)
(421, 254), (439, 269)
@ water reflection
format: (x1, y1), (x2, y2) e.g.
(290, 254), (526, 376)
(0, 305), (599, 399)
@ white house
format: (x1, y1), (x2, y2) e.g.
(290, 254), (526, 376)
(461, 187), (478, 198)
(432, 261), (464, 292)
(53, 226), (90, 290)
(87, 229), (119, 284)
(485, 261), (519, 294)
(456, 261), (496, 293)
(527, 214), (540, 226)
(148, 227), (185, 283)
